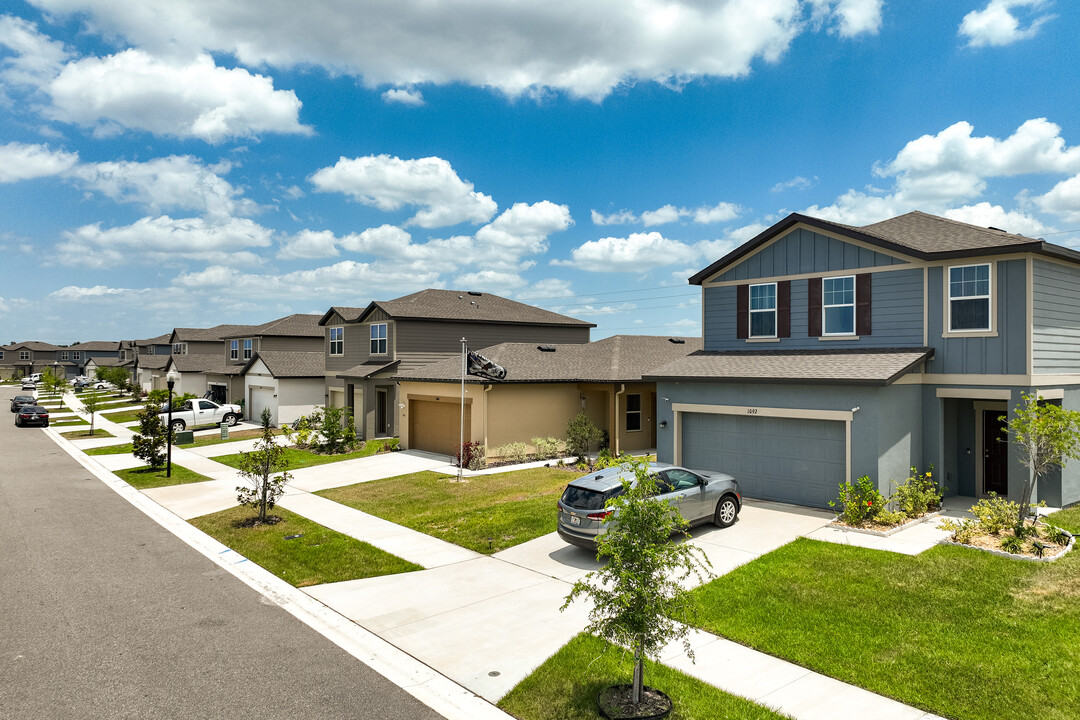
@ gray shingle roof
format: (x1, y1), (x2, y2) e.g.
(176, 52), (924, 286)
(168, 354), (242, 375)
(68, 341), (121, 351)
(135, 333), (172, 347)
(87, 357), (132, 368)
(339, 360), (399, 379)
(247, 351), (325, 378)
(644, 347), (933, 386)
(172, 324), (259, 342)
(363, 289), (594, 327)
(222, 313), (322, 338)
(3, 341), (60, 351)
(396, 335), (703, 383)
(319, 306), (367, 326)
(137, 355), (169, 370)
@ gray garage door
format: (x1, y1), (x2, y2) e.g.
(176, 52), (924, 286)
(681, 412), (845, 509)
(249, 386), (275, 426)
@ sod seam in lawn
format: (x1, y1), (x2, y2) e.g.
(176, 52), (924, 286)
(188, 506), (422, 587)
(113, 464), (213, 490)
(318, 466), (579, 554)
(686, 534), (1080, 720)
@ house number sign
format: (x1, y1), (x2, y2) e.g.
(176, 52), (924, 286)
(745, 407), (759, 414)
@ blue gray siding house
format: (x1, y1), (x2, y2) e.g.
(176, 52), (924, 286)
(648, 211), (1080, 510)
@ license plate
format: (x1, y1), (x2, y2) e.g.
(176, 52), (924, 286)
(570, 515), (580, 526)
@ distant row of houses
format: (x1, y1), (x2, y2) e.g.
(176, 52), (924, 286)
(9, 209), (1080, 510)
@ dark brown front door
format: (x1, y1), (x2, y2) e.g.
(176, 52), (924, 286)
(375, 388), (388, 436)
(983, 410), (1009, 496)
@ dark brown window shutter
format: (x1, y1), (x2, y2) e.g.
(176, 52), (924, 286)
(777, 281), (791, 338)
(856, 273), (872, 336)
(736, 284), (748, 339)
(808, 277), (822, 337)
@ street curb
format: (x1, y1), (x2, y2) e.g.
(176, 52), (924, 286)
(45, 428), (516, 720)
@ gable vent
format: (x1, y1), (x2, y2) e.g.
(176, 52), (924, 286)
(538, 345), (557, 352)
(667, 338), (686, 344)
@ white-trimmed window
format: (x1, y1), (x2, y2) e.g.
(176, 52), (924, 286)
(749, 283), (777, 338)
(949, 264), (991, 331)
(173, 342), (187, 355)
(73, 351), (81, 360)
(626, 393), (642, 432)
(823, 275), (856, 335)
(329, 327), (344, 355)
(60, 351), (69, 360)
(19, 350), (30, 360)
(370, 323), (387, 355)
(243, 339), (253, 360)
(230, 340), (239, 360)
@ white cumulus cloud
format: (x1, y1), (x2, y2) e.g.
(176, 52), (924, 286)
(46, 50), (310, 143)
(382, 88), (424, 106)
(0, 141), (78, 182)
(1036, 174), (1080, 224)
(959, 0), (1054, 48)
(809, 0), (883, 37)
(558, 231), (701, 272)
(943, 203), (1052, 237)
(0, 14), (70, 88)
(49, 284), (129, 300)
(310, 154), (497, 228)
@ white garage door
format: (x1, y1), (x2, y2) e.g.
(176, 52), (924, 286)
(249, 386), (275, 426)
(680, 412), (846, 509)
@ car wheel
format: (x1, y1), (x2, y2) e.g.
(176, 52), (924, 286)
(14, 417), (20, 427)
(43, 421), (49, 427)
(713, 496), (739, 528)
(170, 419), (186, 434)
(223, 413), (239, 426)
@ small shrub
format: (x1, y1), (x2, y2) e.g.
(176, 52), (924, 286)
(531, 436), (562, 460)
(939, 517), (978, 544)
(1013, 521), (1040, 540)
(456, 441), (485, 470)
(829, 475), (886, 526)
(892, 465), (943, 518)
(876, 510), (907, 526)
(970, 493), (1020, 535)
(497, 441), (530, 465)
(1042, 524), (1070, 545)
(1000, 535), (1024, 554)
(1032, 540), (1048, 558)
(566, 412), (602, 467)
(596, 448), (634, 470)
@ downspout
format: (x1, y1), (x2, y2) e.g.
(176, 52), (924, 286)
(614, 383), (625, 456)
(484, 384), (492, 453)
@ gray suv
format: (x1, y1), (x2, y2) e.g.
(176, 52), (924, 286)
(556, 462), (740, 550)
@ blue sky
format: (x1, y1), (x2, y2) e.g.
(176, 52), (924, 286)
(2, 0), (1079, 344)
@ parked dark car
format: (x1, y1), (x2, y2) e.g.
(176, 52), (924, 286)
(14, 405), (49, 427)
(557, 462), (741, 550)
(10, 394), (36, 412)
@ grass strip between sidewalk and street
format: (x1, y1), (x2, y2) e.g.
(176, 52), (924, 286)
(60, 428), (115, 439)
(318, 466), (579, 554)
(113, 464), (214, 490)
(685, 509), (1080, 720)
(213, 438), (395, 472)
(98, 408), (145, 424)
(189, 506), (422, 587)
(85, 428), (287, 457)
(498, 633), (791, 720)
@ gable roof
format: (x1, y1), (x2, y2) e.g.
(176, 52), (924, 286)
(171, 324), (259, 343)
(318, 306), (367, 326)
(689, 210), (1075, 285)
(222, 313), (322, 339)
(242, 351), (324, 378)
(357, 289), (594, 328)
(135, 333), (172, 347)
(137, 355), (169, 370)
(396, 335), (702, 384)
(3, 341), (60, 352)
(67, 341), (121, 351)
(645, 347), (933, 386)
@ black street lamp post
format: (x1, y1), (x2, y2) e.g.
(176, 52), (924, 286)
(166, 369), (177, 478)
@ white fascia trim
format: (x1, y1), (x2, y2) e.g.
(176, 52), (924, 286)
(672, 402), (853, 422)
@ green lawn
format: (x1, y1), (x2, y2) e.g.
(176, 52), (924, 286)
(318, 466), (579, 553)
(687, 523), (1080, 720)
(60, 428), (115, 439)
(98, 407), (144, 423)
(113, 464), (213, 489)
(214, 438), (395, 472)
(189, 506), (422, 587)
(51, 417), (89, 427)
(499, 634), (791, 720)
(84, 428), (286, 457)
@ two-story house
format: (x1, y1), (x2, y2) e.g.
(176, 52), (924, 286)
(163, 324), (258, 399)
(67, 341), (123, 379)
(649, 211), (1080, 510)
(133, 334), (172, 390)
(320, 289), (595, 441)
(0, 341), (62, 379)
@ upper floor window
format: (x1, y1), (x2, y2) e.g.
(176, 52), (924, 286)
(243, 339), (253, 360)
(19, 350), (30, 360)
(749, 283), (777, 338)
(0, 351), (4, 360)
(949, 264), (991, 331)
(230, 340), (239, 360)
(823, 276), (856, 335)
(370, 323), (387, 354)
(329, 327), (344, 356)
(173, 342), (187, 355)
(148, 346), (155, 355)
(60, 351), (69, 360)
(626, 393), (642, 432)
(73, 351), (81, 360)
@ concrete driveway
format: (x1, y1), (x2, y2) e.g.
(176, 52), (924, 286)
(303, 497), (834, 702)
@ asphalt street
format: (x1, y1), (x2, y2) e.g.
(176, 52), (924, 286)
(0, 388), (448, 720)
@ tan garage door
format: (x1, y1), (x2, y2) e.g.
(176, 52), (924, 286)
(409, 400), (470, 456)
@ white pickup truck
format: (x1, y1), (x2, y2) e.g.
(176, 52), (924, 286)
(160, 399), (243, 432)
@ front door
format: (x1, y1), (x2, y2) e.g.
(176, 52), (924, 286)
(375, 387), (388, 436)
(983, 410), (1009, 496)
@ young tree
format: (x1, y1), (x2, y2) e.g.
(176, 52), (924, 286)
(1005, 392), (1080, 524)
(41, 368), (67, 400)
(312, 405), (357, 454)
(562, 459), (712, 711)
(235, 408), (293, 523)
(99, 366), (130, 395)
(80, 390), (103, 436)
(132, 402), (168, 469)
(566, 411), (603, 468)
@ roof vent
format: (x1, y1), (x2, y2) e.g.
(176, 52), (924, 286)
(988, 226), (1007, 233)
(538, 345), (556, 352)
(668, 338), (686, 344)
(468, 291), (482, 296)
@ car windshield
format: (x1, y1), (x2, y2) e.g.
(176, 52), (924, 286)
(560, 485), (624, 511)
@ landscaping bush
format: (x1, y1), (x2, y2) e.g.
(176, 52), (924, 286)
(595, 448), (634, 470)
(939, 517), (978, 544)
(566, 412), (602, 467)
(456, 441), (485, 470)
(497, 441), (530, 465)
(970, 493), (1019, 535)
(892, 465), (943, 518)
(531, 436), (562, 460)
(829, 475), (887, 526)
